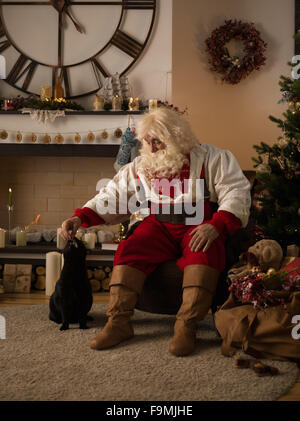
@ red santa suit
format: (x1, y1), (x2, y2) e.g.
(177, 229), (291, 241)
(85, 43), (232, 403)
(73, 143), (250, 276)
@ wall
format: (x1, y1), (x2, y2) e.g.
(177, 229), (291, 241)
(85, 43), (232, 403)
(172, 0), (295, 169)
(0, 0), (172, 231)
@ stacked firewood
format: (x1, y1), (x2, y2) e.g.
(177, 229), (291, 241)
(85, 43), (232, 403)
(88, 266), (112, 292)
(31, 264), (112, 292)
(1, 263), (112, 293)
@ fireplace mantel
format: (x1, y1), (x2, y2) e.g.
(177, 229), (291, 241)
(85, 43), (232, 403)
(0, 110), (143, 157)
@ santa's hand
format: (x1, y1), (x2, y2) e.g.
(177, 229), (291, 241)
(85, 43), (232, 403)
(61, 216), (81, 241)
(188, 223), (219, 253)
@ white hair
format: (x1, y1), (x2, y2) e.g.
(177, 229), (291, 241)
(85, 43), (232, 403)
(136, 107), (199, 178)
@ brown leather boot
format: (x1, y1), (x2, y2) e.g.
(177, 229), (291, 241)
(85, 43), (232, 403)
(168, 264), (219, 357)
(90, 265), (145, 350)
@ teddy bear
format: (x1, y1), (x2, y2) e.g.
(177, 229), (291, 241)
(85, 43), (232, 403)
(228, 239), (283, 282)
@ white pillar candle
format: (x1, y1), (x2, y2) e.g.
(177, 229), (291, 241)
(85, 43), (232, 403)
(84, 232), (96, 249)
(0, 228), (5, 248)
(45, 252), (62, 296)
(75, 230), (84, 241)
(57, 228), (68, 250)
(16, 230), (27, 246)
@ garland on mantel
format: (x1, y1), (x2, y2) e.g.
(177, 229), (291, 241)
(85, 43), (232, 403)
(0, 126), (135, 144)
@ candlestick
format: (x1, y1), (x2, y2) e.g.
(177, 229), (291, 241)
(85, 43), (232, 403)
(16, 230), (27, 246)
(40, 86), (52, 101)
(57, 228), (68, 250)
(45, 252), (62, 296)
(7, 203), (13, 244)
(0, 228), (5, 248)
(84, 232), (96, 249)
(148, 99), (158, 110)
(8, 188), (12, 207)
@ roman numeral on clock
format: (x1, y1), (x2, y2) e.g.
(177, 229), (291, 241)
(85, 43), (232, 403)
(61, 67), (70, 98)
(0, 16), (11, 53)
(6, 54), (38, 90)
(90, 57), (109, 90)
(123, 0), (155, 9)
(111, 30), (143, 58)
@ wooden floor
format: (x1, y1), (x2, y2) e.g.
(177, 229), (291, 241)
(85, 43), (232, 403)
(0, 291), (299, 401)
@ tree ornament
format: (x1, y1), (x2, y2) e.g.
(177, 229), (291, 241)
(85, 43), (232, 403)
(277, 137), (288, 148)
(205, 20), (267, 84)
(16, 131), (22, 142)
(43, 134), (51, 144)
(101, 130), (109, 140)
(74, 133), (81, 143)
(0, 130), (8, 139)
(87, 131), (95, 143)
(256, 163), (271, 174)
(114, 128), (123, 138)
(55, 134), (64, 144)
(29, 133), (37, 143)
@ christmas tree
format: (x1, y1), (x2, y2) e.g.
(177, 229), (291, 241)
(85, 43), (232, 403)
(252, 65), (300, 249)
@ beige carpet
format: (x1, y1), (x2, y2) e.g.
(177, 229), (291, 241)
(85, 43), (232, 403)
(0, 303), (298, 401)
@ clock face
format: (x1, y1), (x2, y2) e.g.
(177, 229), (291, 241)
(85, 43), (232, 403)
(0, 0), (156, 99)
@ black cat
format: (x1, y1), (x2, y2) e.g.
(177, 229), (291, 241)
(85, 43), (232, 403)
(49, 238), (93, 331)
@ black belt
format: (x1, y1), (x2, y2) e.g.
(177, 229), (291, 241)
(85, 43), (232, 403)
(148, 201), (196, 224)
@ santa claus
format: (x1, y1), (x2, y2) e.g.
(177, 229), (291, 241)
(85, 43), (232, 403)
(60, 107), (251, 357)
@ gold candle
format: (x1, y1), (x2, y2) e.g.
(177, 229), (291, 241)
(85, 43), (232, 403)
(129, 97), (139, 111)
(16, 230), (27, 246)
(93, 95), (105, 111)
(112, 95), (122, 111)
(40, 86), (52, 101)
(148, 99), (158, 110)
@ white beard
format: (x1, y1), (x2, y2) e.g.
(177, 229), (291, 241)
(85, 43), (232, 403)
(138, 142), (189, 179)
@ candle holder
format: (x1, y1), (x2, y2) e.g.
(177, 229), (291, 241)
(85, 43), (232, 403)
(7, 204), (13, 244)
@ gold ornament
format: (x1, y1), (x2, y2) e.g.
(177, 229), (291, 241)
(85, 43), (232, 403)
(87, 132), (95, 143)
(43, 134), (51, 144)
(74, 133), (81, 143)
(101, 130), (109, 140)
(0, 130), (8, 139)
(288, 101), (295, 110)
(16, 131), (22, 142)
(29, 133), (37, 143)
(55, 134), (64, 144)
(114, 128), (123, 138)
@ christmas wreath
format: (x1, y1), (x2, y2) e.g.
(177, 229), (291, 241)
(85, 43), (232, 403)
(205, 20), (267, 84)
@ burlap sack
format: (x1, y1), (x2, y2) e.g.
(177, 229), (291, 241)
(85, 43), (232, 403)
(214, 291), (300, 361)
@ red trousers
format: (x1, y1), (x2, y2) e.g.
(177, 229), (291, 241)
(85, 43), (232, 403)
(114, 214), (226, 276)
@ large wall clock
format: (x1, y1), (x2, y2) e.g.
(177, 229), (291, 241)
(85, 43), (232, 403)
(0, 0), (156, 99)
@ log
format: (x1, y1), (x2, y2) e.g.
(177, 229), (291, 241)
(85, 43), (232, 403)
(101, 277), (110, 291)
(3, 264), (17, 292)
(15, 275), (31, 293)
(16, 264), (32, 276)
(87, 269), (94, 279)
(90, 278), (101, 292)
(35, 275), (46, 290)
(35, 266), (46, 276)
(93, 268), (106, 281)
